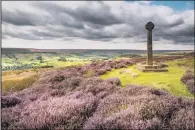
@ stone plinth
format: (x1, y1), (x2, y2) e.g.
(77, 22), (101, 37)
(136, 64), (168, 72)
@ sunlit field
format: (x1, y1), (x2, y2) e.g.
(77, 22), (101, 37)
(2, 73), (39, 94)
(101, 57), (194, 97)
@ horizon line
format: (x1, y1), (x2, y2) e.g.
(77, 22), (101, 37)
(1, 47), (194, 51)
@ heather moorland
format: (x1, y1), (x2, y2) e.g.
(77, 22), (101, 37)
(1, 49), (194, 130)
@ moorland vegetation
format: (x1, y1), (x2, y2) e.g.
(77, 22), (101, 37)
(1, 51), (194, 129)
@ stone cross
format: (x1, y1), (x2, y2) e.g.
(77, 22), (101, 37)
(145, 22), (155, 65)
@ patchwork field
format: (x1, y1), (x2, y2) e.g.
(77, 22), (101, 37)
(2, 53), (92, 71)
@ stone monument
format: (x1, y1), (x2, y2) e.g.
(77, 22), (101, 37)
(136, 22), (168, 72)
(146, 22), (154, 65)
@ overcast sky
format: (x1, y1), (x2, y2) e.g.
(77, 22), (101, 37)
(2, 1), (194, 50)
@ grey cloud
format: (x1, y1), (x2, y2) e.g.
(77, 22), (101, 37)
(169, 18), (184, 27)
(31, 30), (64, 39)
(154, 17), (184, 28)
(3, 31), (42, 40)
(162, 35), (194, 44)
(2, 35), (8, 39)
(2, 1), (194, 45)
(2, 9), (37, 26)
(2, 9), (51, 26)
(174, 36), (194, 44)
(157, 24), (194, 38)
(74, 6), (122, 26)
(56, 13), (84, 29)
(33, 2), (122, 26)
(85, 23), (104, 29)
(175, 25), (194, 37)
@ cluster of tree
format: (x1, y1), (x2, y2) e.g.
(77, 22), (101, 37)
(119, 54), (142, 58)
(2, 64), (33, 71)
(36, 56), (44, 63)
(58, 57), (67, 62)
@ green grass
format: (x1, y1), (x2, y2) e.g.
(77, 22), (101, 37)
(101, 58), (194, 98)
(2, 53), (93, 71)
(49, 61), (90, 68)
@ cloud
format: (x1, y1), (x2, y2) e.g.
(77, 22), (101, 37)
(2, 37), (194, 50)
(33, 1), (123, 26)
(137, 1), (152, 5)
(2, 1), (194, 49)
(2, 9), (36, 26)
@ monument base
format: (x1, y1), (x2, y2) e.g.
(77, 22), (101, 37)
(136, 64), (168, 72)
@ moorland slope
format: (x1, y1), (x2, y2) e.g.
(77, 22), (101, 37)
(2, 54), (194, 130)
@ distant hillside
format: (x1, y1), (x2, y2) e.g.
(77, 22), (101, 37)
(1, 48), (92, 54)
(2, 48), (31, 54)
(2, 48), (194, 54)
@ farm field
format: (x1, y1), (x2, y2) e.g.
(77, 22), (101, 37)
(2, 53), (92, 71)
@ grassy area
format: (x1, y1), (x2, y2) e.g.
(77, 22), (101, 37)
(2, 73), (39, 93)
(101, 58), (194, 98)
(49, 60), (90, 68)
(1, 68), (56, 93)
(2, 52), (194, 97)
(2, 53), (95, 71)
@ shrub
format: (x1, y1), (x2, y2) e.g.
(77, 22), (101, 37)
(106, 77), (121, 86)
(17, 95), (97, 129)
(69, 77), (83, 89)
(58, 57), (67, 62)
(36, 56), (43, 60)
(84, 69), (94, 78)
(170, 107), (194, 129)
(181, 70), (194, 94)
(52, 74), (65, 82)
(119, 54), (142, 58)
(159, 63), (168, 68)
(96, 68), (107, 75)
(185, 69), (193, 74)
(105, 66), (112, 71)
(40, 65), (54, 68)
(114, 63), (127, 69)
(185, 79), (194, 94)
(1, 96), (21, 108)
(181, 72), (194, 83)
(36, 56), (44, 63)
